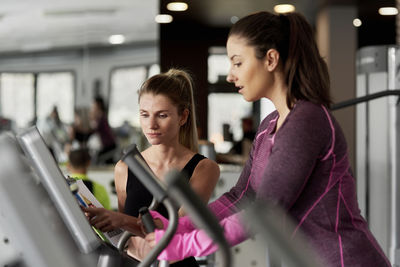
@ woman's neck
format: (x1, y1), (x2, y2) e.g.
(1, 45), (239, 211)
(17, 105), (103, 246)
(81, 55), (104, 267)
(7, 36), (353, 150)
(146, 143), (190, 166)
(269, 82), (291, 132)
(144, 143), (192, 181)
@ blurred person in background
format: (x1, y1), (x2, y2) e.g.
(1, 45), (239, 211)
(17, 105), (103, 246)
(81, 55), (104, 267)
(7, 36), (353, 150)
(68, 107), (92, 148)
(37, 105), (70, 163)
(217, 117), (256, 165)
(66, 147), (111, 210)
(89, 96), (117, 164)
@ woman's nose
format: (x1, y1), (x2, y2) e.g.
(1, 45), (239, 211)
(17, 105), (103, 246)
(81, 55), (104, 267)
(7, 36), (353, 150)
(149, 117), (158, 129)
(226, 72), (235, 83)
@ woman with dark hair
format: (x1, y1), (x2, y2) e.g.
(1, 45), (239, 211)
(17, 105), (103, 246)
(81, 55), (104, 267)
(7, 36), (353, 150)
(143, 11), (390, 266)
(68, 107), (92, 147)
(84, 69), (220, 266)
(89, 96), (117, 164)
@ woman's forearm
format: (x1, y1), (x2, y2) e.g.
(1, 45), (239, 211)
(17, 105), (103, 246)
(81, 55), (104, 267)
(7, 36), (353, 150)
(120, 213), (144, 237)
(154, 212), (248, 260)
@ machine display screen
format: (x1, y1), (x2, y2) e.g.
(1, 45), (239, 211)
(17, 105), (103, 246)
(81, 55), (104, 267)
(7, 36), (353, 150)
(17, 126), (101, 254)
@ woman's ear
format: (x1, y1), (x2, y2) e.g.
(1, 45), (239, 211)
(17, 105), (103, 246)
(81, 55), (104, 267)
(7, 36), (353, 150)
(180, 109), (189, 126)
(265, 49), (280, 72)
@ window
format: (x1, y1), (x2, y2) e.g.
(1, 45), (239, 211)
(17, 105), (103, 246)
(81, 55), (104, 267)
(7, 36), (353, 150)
(208, 93), (253, 153)
(208, 48), (254, 153)
(208, 48), (229, 84)
(0, 72), (74, 130)
(108, 66), (148, 128)
(37, 72), (74, 124)
(148, 64), (160, 78)
(0, 73), (35, 128)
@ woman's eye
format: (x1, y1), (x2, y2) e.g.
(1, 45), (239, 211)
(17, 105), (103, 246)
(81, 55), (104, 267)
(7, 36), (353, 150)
(140, 113), (149, 118)
(159, 114), (168, 118)
(234, 63), (241, 67)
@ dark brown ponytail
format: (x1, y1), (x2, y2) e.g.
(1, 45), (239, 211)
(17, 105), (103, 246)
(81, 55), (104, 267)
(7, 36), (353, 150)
(284, 12), (331, 108)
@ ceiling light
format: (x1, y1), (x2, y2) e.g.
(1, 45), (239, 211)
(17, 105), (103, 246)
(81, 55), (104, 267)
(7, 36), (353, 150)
(378, 7), (398, 16)
(274, 4), (295, 14)
(167, 2), (188, 12)
(155, 14), (173, 23)
(108, 34), (125, 45)
(353, 18), (362, 27)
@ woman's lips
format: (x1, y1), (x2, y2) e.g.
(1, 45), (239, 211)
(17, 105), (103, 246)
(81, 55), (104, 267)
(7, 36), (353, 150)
(147, 133), (161, 138)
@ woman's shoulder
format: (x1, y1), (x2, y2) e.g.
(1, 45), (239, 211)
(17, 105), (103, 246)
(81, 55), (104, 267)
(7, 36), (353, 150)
(115, 160), (128, 172)
(279, 100), (333, 142)
(288, 100), (332, 126)
(293, 100), (327, 116)
(194, 154), (219, 173)
(196, 155), (218, 167)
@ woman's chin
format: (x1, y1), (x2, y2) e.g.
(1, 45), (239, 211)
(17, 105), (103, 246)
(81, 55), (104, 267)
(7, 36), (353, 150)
(148, 140), (161, 146)
(243, 95), (255, 102)
(145, 137), (161, 146)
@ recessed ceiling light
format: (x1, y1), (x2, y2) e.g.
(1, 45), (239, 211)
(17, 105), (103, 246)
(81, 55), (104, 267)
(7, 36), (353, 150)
(274, 4), (295, 14)
(167, 2), (188, 12)
(108, 34), (125, 45)
(155, 14), (173, 23)
(378, 7), (398, 16)
(353, 18), (362, 27)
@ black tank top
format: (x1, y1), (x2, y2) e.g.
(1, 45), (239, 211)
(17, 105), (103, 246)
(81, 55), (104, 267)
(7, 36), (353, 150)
(124, 153), (206, 267)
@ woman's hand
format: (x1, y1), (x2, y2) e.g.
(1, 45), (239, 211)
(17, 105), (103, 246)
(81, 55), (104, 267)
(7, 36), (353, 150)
(84, 207), (132, 233)
(137, 217), (164, 235)
(126, 236), (154, 261)
(144, 232), (156, 248)
(140, 233), (174, 262)
(125, 218), (161, 261)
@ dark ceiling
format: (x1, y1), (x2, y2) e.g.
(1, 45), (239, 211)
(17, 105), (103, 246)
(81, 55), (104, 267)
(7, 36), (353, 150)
(159, 0), (397, 49)
(357, 0), (397, 47)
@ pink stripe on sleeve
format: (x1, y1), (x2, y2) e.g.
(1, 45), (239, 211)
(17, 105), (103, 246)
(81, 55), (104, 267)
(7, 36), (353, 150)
(321, 105), (335, 161)
(335, 178), (342, 233)
(338, 234), (344, 267)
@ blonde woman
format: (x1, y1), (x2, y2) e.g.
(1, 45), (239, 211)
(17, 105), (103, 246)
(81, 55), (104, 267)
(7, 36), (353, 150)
(85, 69), (220, 267)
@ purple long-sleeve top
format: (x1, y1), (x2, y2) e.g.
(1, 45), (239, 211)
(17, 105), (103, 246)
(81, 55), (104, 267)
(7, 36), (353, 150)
(153, 100), (390, 266)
